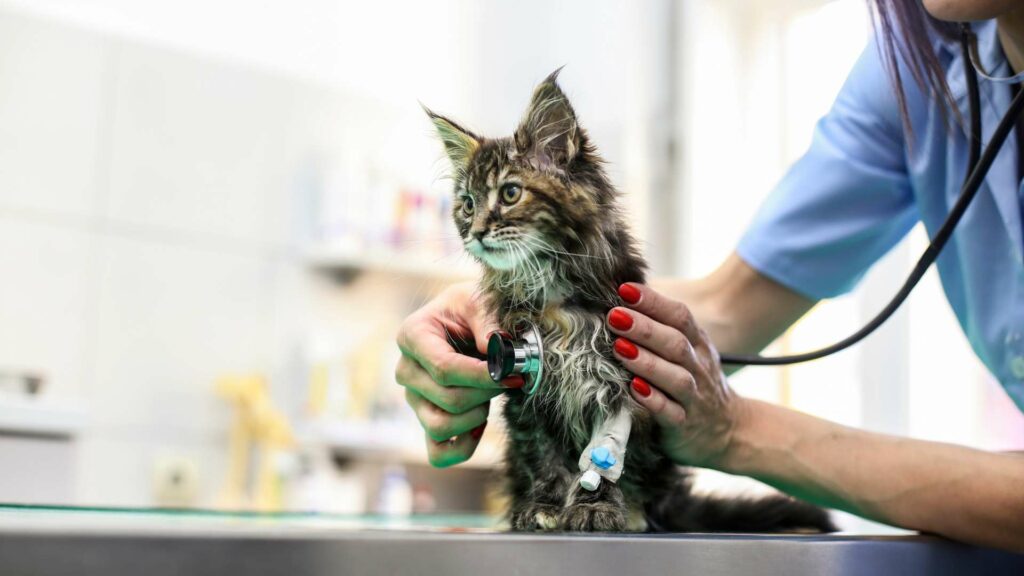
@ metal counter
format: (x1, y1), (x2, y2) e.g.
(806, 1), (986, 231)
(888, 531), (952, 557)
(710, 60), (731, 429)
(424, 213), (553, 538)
(1, 505), (1022, 575)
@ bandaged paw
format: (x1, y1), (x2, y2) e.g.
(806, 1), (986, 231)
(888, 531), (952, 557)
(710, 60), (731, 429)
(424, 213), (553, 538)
(577, 406), (632, 486)
(578, 445), (618, 491)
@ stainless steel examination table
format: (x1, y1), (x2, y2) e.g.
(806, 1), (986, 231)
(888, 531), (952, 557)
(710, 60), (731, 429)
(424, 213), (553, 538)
(1, 505), (1022, 575)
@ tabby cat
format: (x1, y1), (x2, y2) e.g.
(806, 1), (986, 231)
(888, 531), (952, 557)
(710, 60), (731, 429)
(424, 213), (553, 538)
(426, 70), (835, 533)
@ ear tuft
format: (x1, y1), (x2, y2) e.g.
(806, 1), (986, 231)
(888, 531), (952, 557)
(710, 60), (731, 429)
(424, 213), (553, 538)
(543, 65), (566, 85)
(514, 67), (579, 170)
(423, 104), (479, 173)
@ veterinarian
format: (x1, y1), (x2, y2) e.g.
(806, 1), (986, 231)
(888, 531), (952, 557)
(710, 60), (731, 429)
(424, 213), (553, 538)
(396, 0), (1024, 552)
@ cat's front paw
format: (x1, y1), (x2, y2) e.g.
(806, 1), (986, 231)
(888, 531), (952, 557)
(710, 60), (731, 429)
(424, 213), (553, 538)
(559, 482), (628, 532)
(559, 501), (627, 532)
(510, 503), (561, 532)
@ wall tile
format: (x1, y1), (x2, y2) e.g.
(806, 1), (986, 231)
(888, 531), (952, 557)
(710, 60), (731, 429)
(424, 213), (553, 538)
(0, 10), (109, 217)
(105, 42), (296, 247)
(89, 233), (278, 438)
(0, 216), (94, 398)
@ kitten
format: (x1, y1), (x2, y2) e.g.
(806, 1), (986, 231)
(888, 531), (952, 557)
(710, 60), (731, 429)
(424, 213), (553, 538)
(426, 69), (835, 533)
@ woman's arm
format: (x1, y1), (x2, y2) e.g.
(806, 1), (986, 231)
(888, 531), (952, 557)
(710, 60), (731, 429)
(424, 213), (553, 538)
(725, 399), (1024, 552)
(606, 282), (1024, 552)
(654, 252), (817, 358)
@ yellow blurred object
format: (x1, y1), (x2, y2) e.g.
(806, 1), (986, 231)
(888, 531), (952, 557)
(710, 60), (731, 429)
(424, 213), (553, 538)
(307, 364), (329, 417)
(216, 375), (294, 511)
(346, 330), (384, 420)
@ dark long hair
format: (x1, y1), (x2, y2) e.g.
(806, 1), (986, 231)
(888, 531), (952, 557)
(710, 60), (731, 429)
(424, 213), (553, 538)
(869, 0), (960, 134)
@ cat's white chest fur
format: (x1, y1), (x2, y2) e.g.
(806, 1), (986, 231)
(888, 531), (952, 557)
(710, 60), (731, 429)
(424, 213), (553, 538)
(533, 305), (631, 446)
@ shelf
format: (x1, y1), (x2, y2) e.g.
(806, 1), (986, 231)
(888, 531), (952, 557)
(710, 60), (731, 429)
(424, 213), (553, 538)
(300, 419), (502, 470)
(0, 398), (87, 438)
(305, 245), (477, 280)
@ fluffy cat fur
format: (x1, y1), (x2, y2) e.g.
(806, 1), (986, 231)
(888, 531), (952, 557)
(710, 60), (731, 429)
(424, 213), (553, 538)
(426, 69), (835, 533)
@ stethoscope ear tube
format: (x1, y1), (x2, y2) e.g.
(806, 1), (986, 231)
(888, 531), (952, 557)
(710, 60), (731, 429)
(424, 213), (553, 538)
(719, 24), (1024, 366)
(961, 23), (983, 172)
(965, 23), (1024, 85)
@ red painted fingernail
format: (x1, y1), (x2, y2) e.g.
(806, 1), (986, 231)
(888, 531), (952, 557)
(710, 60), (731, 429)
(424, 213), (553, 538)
(619, 283), (641, 305)
(631, 376), (651, 397)
(502, 375), (525, 389)
(614, 338), (638, 359)
(608, 309), (634, 331)
(470, 423), (487, 440)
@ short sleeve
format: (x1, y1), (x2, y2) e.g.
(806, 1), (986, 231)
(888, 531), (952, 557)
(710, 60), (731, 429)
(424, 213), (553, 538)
(736, 40), (919, 300)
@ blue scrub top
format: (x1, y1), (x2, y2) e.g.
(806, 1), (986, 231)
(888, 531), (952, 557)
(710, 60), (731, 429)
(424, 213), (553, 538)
(736, 20), (1024, 411)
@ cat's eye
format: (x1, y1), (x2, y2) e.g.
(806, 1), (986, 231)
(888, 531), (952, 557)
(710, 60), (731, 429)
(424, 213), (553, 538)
(461, 196), (475, 216)
(500, 183), (522, 205)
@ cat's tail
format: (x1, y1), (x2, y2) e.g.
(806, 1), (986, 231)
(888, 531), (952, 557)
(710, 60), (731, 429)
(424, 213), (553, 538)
(645, 489), (837, 533)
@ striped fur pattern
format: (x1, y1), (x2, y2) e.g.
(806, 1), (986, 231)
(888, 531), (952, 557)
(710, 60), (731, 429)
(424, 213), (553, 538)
(426, 70), (834, 533)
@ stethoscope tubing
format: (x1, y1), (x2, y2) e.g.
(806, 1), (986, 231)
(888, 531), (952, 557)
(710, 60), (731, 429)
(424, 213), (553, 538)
(719, 23), (1024, 366)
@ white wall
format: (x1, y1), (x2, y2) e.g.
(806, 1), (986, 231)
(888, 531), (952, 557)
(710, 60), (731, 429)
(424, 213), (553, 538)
(0, 1), (673, 507)
(0, 0), (477, 110)
(0, 7), (341, 506)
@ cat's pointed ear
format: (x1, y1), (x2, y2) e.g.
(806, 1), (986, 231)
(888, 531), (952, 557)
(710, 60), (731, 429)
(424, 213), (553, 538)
(423, 104), (480, 173)
(514, 68), (580, 170)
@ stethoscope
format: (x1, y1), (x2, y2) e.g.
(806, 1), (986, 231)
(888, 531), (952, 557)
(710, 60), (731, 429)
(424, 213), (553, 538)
(488, 23), (1024, 390)
(488, 324), (544, 394)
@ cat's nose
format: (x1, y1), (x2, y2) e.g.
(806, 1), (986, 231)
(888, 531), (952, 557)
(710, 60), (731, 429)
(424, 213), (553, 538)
(471, 230), (485, 241)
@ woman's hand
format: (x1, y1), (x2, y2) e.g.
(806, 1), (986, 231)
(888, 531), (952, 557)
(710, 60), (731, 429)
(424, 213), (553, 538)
(395, 282), (523, 467)
(607, 282), (748, 468)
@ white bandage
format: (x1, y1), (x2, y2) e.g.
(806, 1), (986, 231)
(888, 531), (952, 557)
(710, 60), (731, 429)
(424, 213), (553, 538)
(577, 406), (632, 490)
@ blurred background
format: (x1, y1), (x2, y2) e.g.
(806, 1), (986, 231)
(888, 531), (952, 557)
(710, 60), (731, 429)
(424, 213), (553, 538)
(0, 0), (1021, 522)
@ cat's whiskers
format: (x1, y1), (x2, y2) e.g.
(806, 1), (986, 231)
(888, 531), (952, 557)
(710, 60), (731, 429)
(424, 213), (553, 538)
(483, 237), (561, 312)
(522, 238), (618, 306)
(521, 243), (552, 306)
(501, 234), (614, 309)
(514, 241), (551, 310)
(519, 235), (610, 261)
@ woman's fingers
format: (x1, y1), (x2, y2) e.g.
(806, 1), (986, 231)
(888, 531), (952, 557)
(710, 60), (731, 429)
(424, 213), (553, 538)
(395, 355), (503, 414)
(397, 317), (501, 390)
(406, 388), (489, 442)
(611, 284), (740, 468)
(618, 283), (703, 344)
(607, 307), (704, 376)
(424, 424), (486, 468)
(628, 376), (688, 429)
(394, 282), (509, 468)
(612, 337), (698, 409)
